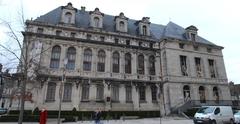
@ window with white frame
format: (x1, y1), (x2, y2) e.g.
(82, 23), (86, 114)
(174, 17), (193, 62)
(96, 84), (104, 101)
(81, 81), (89, 101)
(50, 45), (61, 69)
(83, 49), (92, 71)
(125, 85), (132, 102)
(46, 82), (56, 101)
(66, 47), (76, 70)
(112, 52), (120, 73)
(111, 85), (119, 102)
(63, 83), (72, 102)
(97, 50), (106, 72)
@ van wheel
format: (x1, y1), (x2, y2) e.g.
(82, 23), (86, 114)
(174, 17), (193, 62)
(211, 120), (217, 124)
(229, 119), (234, 124)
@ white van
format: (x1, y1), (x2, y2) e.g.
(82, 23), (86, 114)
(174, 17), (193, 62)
(193, 106), (234, 124)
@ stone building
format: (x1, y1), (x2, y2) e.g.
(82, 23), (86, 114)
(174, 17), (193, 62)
(3, 3), (231, 115)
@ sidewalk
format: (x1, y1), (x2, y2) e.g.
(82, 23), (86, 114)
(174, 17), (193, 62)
(0, 117), (193, 124)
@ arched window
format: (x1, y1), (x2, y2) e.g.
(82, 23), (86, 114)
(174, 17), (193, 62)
(142, 25), (147, 35)
(199, 86), (206, 103)
(213, 87), (219, 103)
(183, 85), (191, 101)
(137, 54), (144, 74)
(149, 55), (155, 75)
(119, 21), (125, 31)
(65, 12), (72, 23)
(125, 53), (131, 74)
(83, 48), (92, 71)
(97, 50), (106, 72)
(50, 45), (61, 68)
(94, 17), (100, 27)
(66, 47), (76, 70)
(112, 51), (120, 73)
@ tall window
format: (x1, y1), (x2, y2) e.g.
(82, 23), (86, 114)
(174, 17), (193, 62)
(111, 85), (119, 102)
(112, 52), (120, 73)
(97, 50), (105, 72)
(191, 33), (196, 41)
(151, 85), (157, 101)
(142, 25), (147, 35)
(208, 59), (216, 78)
(66, 47), (76, 70)
(195, 57), (202, 77)
(183, 85), (191, 101)
(63, 83), (72, 102)
(65, 12), (72, 23)
(50, 45), (61, 69)
(149, 55), (155, 75)
(94, 17), (100, 27)
(119, 21), (125, 31)
(125, 53), (131, 74)
(125, 85), (132, 102)
(138, 54), (145, 74)
(83, 49), (92, 71)
(139, 85), (146, 101)
(199, 86), (206, 103)
(213, 87), (219, 103)
(180, 55), (188, 76)
(81, 80), (89, 101)
(46, 82), (56, 101)
(96, 84), (104, 101)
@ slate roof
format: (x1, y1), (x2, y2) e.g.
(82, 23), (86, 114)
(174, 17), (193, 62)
(35, 6), (215, 45)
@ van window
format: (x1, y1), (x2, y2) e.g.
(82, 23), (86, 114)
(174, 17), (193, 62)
(214, 107), (220, 115)
(197, 107), (214, 114)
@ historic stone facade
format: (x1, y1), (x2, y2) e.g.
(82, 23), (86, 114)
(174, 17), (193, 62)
(2, 3), (231, 115)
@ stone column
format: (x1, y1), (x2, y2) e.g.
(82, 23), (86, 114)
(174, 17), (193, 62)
(104, 80), (111, 111)
(56, 81), (61, 105)
(105, 49), (111, 73)
(144, 54), (149, 76)
(155, 53), (161, 78)
(92, 48), (97, 73)
(89, 80), (95, 101)
(146, 85), (151, 103)
(132, 85), (139, 110)
(72, 82), (80, 109)
(120, 51), (124, 74)
(132, 52), (137, 75)
(75, 46), (83, 72)
(60, 44), (67, 69)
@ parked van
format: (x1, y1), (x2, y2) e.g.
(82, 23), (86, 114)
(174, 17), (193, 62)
(193, 106), (234, 124)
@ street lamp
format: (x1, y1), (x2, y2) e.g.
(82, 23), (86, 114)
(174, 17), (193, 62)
(57, 58), (68, 124)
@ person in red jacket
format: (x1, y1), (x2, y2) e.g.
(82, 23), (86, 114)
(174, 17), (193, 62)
(39, 108), (47, 124)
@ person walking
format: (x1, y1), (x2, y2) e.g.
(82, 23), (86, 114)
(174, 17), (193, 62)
(94, 108), (101, 124)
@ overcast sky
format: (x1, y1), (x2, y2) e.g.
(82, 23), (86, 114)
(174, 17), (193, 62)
(0, 0), (239, 84)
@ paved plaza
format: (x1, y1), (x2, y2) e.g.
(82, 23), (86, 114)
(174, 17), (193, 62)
(0, 117), (194, 124)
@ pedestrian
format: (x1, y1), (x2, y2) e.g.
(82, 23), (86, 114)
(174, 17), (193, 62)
(94, 108), (101, 124)
(39, 108), (47, 124)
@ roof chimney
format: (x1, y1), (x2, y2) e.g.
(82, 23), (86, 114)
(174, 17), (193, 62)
(81, 6), (86, 11)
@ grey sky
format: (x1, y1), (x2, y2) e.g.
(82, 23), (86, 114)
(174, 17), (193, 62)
(0, 0), (239, 83)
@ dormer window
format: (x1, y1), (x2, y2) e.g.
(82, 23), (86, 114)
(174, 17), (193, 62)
(185, 25), (198, 41)
(89, 8), (104, 28)
(191, 33), (196, 41)
(60, 3), (77, 24)
(119, 21), (125, 31)
(94, 17), (100, 27)
(142, 25), (147, 35)
(115, 12), (128, 32)
(65, 12), (72, 23)
(56, 30), (62, 36)
(138, 17), (150, 36)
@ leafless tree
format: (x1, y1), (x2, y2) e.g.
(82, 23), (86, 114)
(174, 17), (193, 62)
(0, 4), (50, 124)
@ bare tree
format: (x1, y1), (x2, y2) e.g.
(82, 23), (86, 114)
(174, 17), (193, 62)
(0, 5), (51, 123)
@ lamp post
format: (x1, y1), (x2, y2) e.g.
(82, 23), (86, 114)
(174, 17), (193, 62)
(57, 58), (68, 124)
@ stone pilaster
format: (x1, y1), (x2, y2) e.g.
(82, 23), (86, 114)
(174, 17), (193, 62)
(132, 85), (139, 110)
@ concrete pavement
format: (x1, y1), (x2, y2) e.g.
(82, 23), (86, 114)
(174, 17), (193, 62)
(0, 117), (194, 124)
